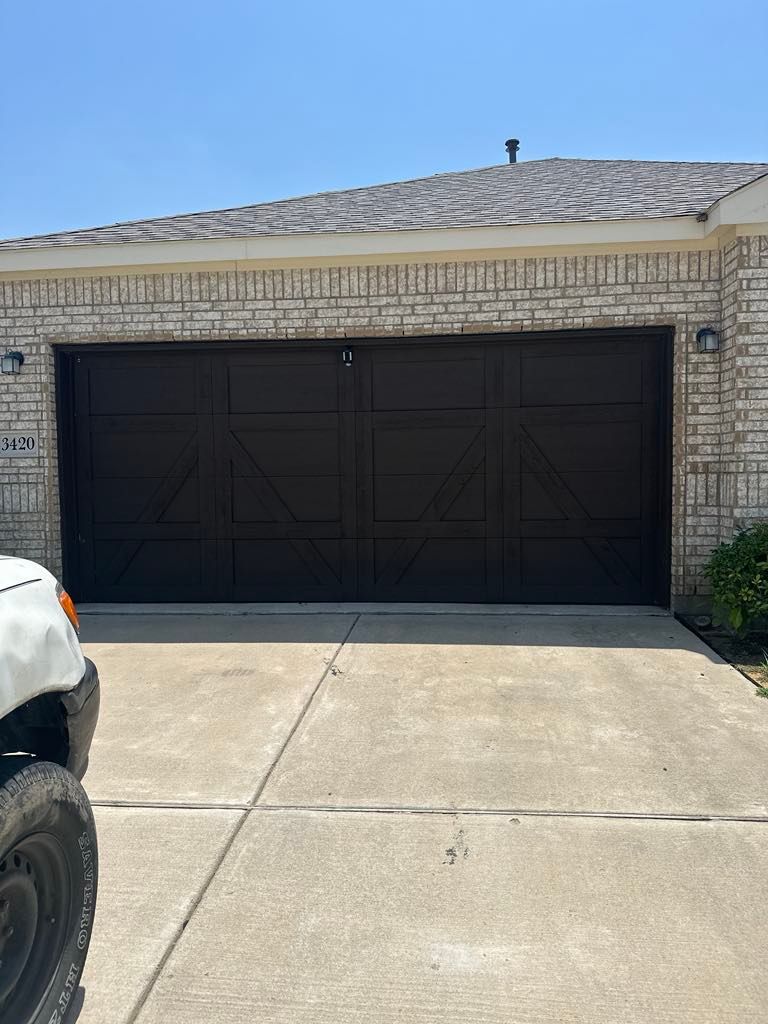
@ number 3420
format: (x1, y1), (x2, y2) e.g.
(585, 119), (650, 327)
(0, 435), (36, 452)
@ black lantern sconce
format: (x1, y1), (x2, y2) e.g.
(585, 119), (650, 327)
(1, 351), (24, 375)
(695, 328), (720, 353)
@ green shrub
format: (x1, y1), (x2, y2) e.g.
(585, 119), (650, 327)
(703, 523), (768, 633)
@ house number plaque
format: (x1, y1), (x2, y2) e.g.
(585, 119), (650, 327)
(0, 432), (39, 457)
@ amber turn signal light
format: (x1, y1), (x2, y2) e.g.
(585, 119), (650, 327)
(57, 585), (80, 633)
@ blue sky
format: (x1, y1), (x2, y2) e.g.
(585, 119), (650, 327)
(1, 0), (766, 239)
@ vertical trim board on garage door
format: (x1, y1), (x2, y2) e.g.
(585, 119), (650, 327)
(209, 348), (354, 601)
(68, 351), (218, 601)
(508, 336), (663, 603)
(355, 343), (498, 602)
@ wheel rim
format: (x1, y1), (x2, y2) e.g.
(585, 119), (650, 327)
(0, 834), (71, 1022)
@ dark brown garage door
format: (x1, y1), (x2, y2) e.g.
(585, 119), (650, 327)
(62, 331), (670, 604)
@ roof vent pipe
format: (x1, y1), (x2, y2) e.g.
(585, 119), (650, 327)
(505, 138), (520, 163)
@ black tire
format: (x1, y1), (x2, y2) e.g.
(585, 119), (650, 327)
(0, 759), (97, 1024)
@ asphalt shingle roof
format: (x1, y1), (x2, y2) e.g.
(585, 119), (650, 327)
(2, 158), (766, 250)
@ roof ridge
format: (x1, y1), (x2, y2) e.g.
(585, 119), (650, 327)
(0, 161), (563, 245)
(551, 157), (768, 167)
(2, 158), (766, 248)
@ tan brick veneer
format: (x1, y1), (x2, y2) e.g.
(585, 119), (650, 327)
(1, 240), (766, 607)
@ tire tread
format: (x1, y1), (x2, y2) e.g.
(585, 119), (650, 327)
(0, 757), (92, 822)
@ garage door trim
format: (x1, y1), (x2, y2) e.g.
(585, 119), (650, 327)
(55, 327), (673, 605)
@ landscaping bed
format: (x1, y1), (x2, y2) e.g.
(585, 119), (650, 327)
(690, 522), (768, 695)
(682, 619), (768, 695)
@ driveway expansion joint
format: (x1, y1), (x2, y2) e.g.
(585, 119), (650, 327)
(91, 799), (250, 811)
(122, 617), (362, 1024)
(244, 804), (768, 824)
(122, 807), (249, 1024)
(248, 613), (361, 808)
(90, 799), (768, 825)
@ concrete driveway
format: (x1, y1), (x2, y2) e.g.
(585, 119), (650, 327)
(74, 608), (768, 1023)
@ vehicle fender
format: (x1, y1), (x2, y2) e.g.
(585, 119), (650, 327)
(0, 560), (85, 718)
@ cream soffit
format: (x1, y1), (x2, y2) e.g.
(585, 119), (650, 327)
(1, 177), (767, 277)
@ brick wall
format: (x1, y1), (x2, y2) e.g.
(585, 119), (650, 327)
(727, 237), (768, 530)
(1, 242), (766, 606)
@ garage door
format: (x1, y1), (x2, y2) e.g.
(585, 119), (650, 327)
(63, 332), (669, 604)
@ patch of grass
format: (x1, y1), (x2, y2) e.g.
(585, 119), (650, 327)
(756, 686), (768, 699)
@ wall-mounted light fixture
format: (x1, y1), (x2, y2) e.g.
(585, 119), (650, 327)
(695, 328), (720, 353)
(0, 351), (24, 375)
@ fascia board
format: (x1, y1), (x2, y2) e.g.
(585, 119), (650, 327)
(0, 216), (712, 275)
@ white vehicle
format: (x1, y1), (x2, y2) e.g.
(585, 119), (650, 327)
(0, 556), (100, 1024)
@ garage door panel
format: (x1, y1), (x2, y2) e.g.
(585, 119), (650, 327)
(93, 539), (206, 588)
(608, 538), (643, 580)
(68, 334), (668, 605)
(520, 472), (641, 521)
(372, 425), (485, 477)
(157, 478), (202, 523)
(92, 477), (201, 525)
(228, 426), (340, 478)
(518, 422), (641, 474)
(91, 523), (205, 540)
(557, 472), (641, 521)
(233, 539), (340, 585)
(518, 520), (643, 539)
(371, 410), (486, 430)
(519, 538), (641, 591)
(231, 539), (345, 598)
(370, 353), (485, 410)
(226, 412), (341, 432)
(204, 351), (351, 598)
(90, 429), (199, 480)
(521, 538), (614, 588)
(226, 361), (339, 414)
(518, 473), (566, 521)
(372, 473), (486, 523)
(85, 419), (209, 557)
(90, 414), (203, 434)
(228, 523), (343, 540)
(88, 365), (198, 416)
(366, 523), (486, 541)
(513, 404), (644, 425)
(371, 475), (443, 522)
(392, 538), (486, 587)
(442, 472), (486, 521)
(231, 475), (341, 524)
(519, 582), (647, 603)
(520, 352), (643, 407)
(360, 537), (488, 600)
